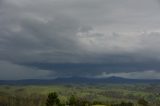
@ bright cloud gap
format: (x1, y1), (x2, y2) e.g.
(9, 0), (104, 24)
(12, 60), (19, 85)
(95, 70), (160, 79)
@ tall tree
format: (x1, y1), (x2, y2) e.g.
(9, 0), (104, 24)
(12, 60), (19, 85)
(68, 95), (77, 106)
(46, 92), (60, 106)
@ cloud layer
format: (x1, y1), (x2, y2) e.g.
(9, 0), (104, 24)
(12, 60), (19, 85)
(96, 70), (160, 79)
(1, 0), (160, 79)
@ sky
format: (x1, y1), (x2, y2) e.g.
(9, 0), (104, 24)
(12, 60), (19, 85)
(1, 0), (160, 80)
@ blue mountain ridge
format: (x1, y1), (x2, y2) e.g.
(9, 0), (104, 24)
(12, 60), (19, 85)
(0, 76), (160, 85)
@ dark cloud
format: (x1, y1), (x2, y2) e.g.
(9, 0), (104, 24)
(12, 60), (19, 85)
(0, 0), (160, 79)
(0, 11), (81, 63)
(0, 61), (52, 80)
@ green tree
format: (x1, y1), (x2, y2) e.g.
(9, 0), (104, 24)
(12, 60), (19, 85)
(46, 92), (60, 106)
(120, 102), (133, 106)
(138, 98), (148, 106)
(76, 97), (91, 106)
(68, 95), (77, 106)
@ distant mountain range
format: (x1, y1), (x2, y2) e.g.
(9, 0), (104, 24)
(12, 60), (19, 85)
(0, 76), (160, 85)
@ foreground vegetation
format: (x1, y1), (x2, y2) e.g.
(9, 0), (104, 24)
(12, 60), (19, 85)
(0, 84), (160, 106)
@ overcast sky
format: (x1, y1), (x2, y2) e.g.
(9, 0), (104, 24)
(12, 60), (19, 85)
(1, 0), (160, 80)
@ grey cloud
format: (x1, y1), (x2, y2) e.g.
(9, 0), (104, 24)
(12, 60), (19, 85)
(0, 60), (53, 80)
(56, 0), (160, 31)
(79, 26), (93, 33)
(0, 3), (82, 63)
(1, 0), (160, 79)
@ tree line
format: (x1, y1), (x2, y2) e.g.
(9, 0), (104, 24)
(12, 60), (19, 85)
(46, 92), (149, 106)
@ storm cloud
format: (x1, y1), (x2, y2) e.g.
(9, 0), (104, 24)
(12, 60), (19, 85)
(1, 0), (160, 79)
